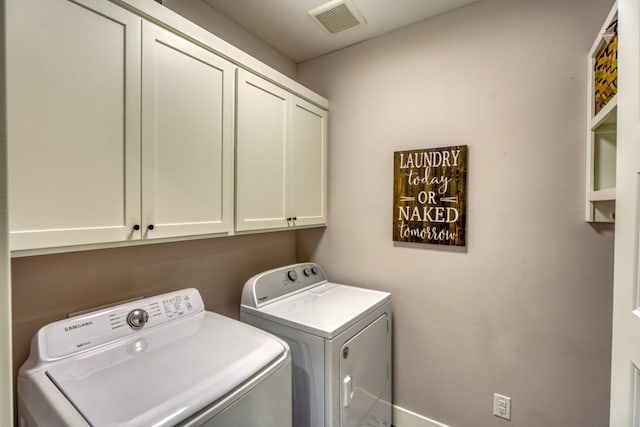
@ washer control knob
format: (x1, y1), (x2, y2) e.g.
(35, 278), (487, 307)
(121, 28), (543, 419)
(303, 268), (311, 277)
(287, 270), (298, 282)
(311, 266), (319, 275)
(127, 309), (149, 330)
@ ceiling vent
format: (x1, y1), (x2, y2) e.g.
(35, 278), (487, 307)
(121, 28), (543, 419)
(308, 0), (366, 35)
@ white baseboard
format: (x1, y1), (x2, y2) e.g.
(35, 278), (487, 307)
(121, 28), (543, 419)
(392, 405), (450, 427)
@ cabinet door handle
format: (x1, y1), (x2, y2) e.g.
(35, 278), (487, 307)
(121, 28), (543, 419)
(292, 217), (297, 221)
(132, 224), (140, 231)
(147, 224), (155, 231)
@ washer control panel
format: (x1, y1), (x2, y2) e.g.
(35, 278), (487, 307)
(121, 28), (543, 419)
(241, 263), (327, 308)
(40, 288), (204, 360)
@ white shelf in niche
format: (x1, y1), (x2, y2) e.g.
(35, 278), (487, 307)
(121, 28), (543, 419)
(587, 106), (616, 222)
(589, 188), (616, 202)
(591, 94), (617, 130)
(585, 2), (617, 223)
(586, 107), (616, 222)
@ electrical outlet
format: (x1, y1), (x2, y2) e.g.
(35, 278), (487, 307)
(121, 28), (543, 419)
(493, 393), (511, 420)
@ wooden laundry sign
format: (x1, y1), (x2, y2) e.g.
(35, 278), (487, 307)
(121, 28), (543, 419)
(393, 145), (467, 246)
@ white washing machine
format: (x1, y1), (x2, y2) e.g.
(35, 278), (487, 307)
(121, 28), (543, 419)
(18, 288), (292, 427)
(240, 263), (393, 427)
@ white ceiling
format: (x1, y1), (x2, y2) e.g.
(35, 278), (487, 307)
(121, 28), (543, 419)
(202, 0), (480, 63)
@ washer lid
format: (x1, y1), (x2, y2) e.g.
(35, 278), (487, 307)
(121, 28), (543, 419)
(253, 282), (391, 339)
(45, 312), (286, 427)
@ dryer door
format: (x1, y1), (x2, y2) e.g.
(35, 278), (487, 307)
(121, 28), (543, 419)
(339, 314), (391, 427)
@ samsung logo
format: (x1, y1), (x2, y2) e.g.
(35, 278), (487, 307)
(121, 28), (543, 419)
(64, 321), (93, 332)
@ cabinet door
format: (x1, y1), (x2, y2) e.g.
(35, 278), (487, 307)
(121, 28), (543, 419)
(141, 22), (235, 239)
(291, 98), (327, 227)
(7, 0), (142, 250)
(236, 69), (290, 231)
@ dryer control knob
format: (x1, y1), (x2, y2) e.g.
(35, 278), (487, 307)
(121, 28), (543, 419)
(287, 270), (298, 282)
(311, 266), (319, 275)
(303, 268), (311, 277)
(127, 309), (149, 330)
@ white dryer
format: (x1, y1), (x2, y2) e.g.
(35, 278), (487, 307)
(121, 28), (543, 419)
(241, 263), (392, 427)
(18, 288), (292, 427)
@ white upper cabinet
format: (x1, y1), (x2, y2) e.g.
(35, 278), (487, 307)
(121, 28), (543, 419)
(291, 98), (328, 228)
(236, 70), (290, 231)
(7, 0), (142, 251)
(7, 0), (328, 253)
(236, 70), (327, 232)
(141, 21), (235, 240)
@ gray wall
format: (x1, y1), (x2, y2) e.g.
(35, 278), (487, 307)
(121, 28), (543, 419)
(296, 0), (615, 425)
